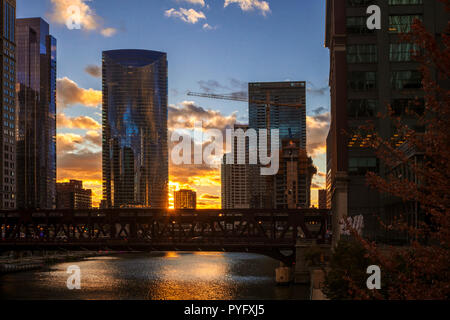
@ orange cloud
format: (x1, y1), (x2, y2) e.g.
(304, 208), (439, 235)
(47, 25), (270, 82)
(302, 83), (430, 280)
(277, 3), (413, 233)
(57, 77), (102, 108)
(307, 112), (330, 157)
(57, 113), (101, 130)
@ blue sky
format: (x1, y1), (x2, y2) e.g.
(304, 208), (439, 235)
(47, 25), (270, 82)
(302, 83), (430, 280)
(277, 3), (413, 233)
(18, 0), (330, 207)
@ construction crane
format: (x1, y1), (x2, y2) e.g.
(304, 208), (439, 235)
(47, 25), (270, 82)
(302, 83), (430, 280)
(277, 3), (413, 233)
(186, 91), (305, 136)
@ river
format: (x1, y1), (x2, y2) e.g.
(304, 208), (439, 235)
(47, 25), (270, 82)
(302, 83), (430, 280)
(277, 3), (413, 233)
(0, 252), (309, 300)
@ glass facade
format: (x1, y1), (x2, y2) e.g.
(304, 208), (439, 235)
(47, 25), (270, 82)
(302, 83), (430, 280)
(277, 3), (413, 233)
(1, 0), (16, 209)
(102, 50), (168, 208)
(248, 82), (308, 209)
(16, 18), (56, 209)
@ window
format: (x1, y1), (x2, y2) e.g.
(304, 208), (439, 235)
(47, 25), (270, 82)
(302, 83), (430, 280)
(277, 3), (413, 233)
(348, 99), (377, 118)
(348, 0), (374, 6)
(347, 44), (378, 63)
(389, 0), (423, 5)
(390, 43), (420, 61)
(389, 15), (422, 33)
(347, 16), (375, 34)
(349, 158), (378, 175)
(391, 98), (425, 116)
(348, 71), (377, 91)
(391, 71), (422, 89)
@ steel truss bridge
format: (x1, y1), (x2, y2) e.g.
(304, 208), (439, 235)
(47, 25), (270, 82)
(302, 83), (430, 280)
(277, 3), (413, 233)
(0, 209), (331, 264)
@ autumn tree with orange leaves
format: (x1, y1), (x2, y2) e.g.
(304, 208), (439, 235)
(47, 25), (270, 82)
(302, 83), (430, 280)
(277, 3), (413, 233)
(324, 0), (450, 300)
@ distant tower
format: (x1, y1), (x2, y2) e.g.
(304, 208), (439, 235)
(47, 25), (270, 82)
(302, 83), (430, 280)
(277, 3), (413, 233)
(221, 124), (252, 209)
(16, 17), (57, 209)
(102, 50), (168, 208)
(0, 0), (16, 209)
(318, 189), (327, 209)
(174, 189), (196, 209)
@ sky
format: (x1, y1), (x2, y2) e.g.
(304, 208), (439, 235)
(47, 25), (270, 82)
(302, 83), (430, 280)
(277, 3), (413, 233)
(17, 0), (331, 208)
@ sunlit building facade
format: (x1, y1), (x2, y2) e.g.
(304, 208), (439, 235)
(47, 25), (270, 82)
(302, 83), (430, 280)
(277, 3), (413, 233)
(16, 17), (56, 209)
(102, 50), (168, 208)
(0, 0), (16, 209)
(174, 189), (196, 209)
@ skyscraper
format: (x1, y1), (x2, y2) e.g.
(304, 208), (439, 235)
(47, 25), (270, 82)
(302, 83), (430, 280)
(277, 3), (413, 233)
(174, 189), (196, 209)
(221, 124), (252, 209)
(0, 0), (16, 209)
(56, 180), (92, 210)
(16, 18), (56, 209)
(248, 82), (309, 209)
(102, 50), (168, 208)
(325, 0), (449, 243)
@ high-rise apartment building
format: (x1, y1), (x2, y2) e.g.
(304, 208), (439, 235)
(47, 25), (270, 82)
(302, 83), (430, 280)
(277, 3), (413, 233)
(174, 189), (196, 209)
(16, 18), (56, 209)
(221, 124), (252, 209)
(56, 180), (92, 209)
(325, 0), (449, 243)
(318, 189), (327, 209)
(0, 0), (16, 209)
(248, 82), (309, 209)
(102, 50), (168, 208)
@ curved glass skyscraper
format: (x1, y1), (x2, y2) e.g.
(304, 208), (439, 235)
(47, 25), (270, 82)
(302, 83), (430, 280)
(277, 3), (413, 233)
(102, 50), (168, 208)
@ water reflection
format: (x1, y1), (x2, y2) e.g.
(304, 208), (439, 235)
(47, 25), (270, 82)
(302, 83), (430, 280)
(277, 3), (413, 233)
(0, 252), (308, 300)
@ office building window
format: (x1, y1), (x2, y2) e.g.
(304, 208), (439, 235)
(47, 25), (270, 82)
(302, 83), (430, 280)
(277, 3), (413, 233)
(348, 71), (377, 91)
(390, 43), (420, 61)
(389, 0), (423, 5)
(347, 16), (375, 34)
(389, 15), (422, 33)
(391, 98), (425, 116)
(347, 0), (373, 6)
(349, 157), (378, 175)
(348, 99), (377, 118)
(347, 44), (378, 63)
(391, 71), (422, 89)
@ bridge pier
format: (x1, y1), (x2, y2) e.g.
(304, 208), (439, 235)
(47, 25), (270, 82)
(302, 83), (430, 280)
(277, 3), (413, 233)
(294, 241), (331, 284)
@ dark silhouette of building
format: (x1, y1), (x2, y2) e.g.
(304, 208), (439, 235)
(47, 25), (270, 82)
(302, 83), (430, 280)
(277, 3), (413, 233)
(325, 0), (449, 243)
(0, 0), (16, 209)
(102, 50), (168, 208)
(56, 180), (92, 209)
(318, 189), (327, 209)
(174, 189), (196, 209)
(16, 18), (56, 209)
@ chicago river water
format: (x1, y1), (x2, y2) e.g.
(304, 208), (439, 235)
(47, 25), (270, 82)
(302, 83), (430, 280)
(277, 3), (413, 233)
(0, 252), (309, 300)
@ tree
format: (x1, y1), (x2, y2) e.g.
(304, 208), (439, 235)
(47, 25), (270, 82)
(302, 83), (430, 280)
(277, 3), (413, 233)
(324, 0), (450, 299)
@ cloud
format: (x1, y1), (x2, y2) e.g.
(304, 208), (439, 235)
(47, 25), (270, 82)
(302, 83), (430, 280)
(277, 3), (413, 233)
(307, 83), (328, 96)
(165, 8), (206, 24)
(177, 0), (205, 6)
(57, 133), (84, 153)
(48, 0), (117, 37)
(307, 111), (330, 157)
(57, 113), (101, 130)
(169, 100), (236, 131)
(57, 77), (102, 108)
(100, 27), (117, 37)
(197, 78), (248, 99)
(84, 65), (102, 78)
(224, 0), (271, 16)
(202, 23), (216, 31)
(200, 193), (220, 200)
